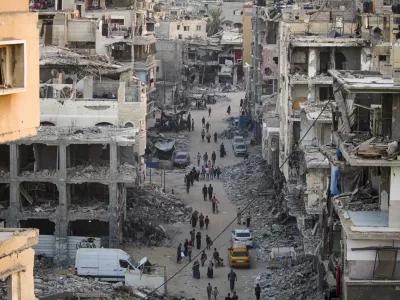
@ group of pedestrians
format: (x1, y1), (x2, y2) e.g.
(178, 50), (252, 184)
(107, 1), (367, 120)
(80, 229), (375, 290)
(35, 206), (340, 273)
(190, 212), (210, 231)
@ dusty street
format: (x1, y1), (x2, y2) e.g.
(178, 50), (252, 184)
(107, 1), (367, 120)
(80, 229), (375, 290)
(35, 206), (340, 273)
(123, 91), (266, 299)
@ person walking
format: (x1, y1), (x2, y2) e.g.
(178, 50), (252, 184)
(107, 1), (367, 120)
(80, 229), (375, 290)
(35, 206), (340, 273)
(207, 283), (213, 300)
(228, 269), (237, 292)
(216, 167), (221, 179)
(246, 215), (251, 227)
(177, 243), (182, 263)
(210, 165), (214, 180)
(202, 184), (208, 201)
(201, 166), (206, 180)
(208, 184), (213, 201)
(202, 116), (206, 128)
(231, 292), (238, 300)
(237, 207), (242, 225)
(197, 152), (201, 167)
(184, 239), (189, 256)
(186, 174), (191, 194)
(240, 98), (243, 109)
(206, 235), (212, 250)
(205, 215), (210, 229)
(213, 287), (219, 300)
(192, 259), (200, 279)
(213, 166), (217, 179)
(199, 213), (205, 229)
(206, 122), (211, 133)
(225, 293), (232, 300)
(227, 105), (231, 115)
(255, 284), (261, 300)
(190, 229), (196, 244)
(192, 118), (194, 131)
(205, 166), (210, 181)
(208, 107), (212, 117)
(196, 231), (202, 249)
(188, 241), (193, 261)
(191, 211), (198, 228)
(212, 195), (219, 214)
(207, 262), (214, 279)
(201, 250), (208, 267)
(204, 152), (209, 166)
(201, 128), (206, 141)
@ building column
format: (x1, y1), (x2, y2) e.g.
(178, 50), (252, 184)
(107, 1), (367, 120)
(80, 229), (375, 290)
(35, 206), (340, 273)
(109, 143), (119, 247)
(330, 47), (336, 70)
(392, 94), (400, 140)
(233, 66), (238, 86)
(380, 167), (390, 211)
(55, 144), (68, 264)
(308, 48), (317, 102)
(7, 144), (19, 228)
(389, 167), (400, 228)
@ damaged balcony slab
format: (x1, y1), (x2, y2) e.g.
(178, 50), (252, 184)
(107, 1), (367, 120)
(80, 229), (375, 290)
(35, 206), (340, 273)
(301, 102), (335, 124)
(304, 150), (330, 169)
(329, 70), (400, 93)
(336, 133), (400, 167)
(291, 37), (369, 48)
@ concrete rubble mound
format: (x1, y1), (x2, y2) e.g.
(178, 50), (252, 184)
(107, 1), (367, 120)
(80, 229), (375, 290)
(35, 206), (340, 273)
(223, 147), (323, 300)
(67, 163), (110, 179)
(123, 187), (193, 246)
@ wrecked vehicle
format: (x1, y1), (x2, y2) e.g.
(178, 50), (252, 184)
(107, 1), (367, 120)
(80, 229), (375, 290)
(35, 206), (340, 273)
(172, 151), (191, 167)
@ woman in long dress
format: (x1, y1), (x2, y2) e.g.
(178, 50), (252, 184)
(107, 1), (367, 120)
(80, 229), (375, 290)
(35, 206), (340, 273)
(192, 259), (200, 279)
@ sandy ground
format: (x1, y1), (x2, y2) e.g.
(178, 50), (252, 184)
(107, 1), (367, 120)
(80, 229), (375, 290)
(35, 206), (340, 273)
(123, 92), (266, 299)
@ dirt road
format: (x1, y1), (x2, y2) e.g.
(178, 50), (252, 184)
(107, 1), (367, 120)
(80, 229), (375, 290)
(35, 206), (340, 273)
(124, 91), (265, 299)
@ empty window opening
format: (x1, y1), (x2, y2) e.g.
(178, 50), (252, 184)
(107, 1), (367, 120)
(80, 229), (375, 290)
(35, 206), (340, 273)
(20, 182), (59, 210)
(111, 42), (132, 62)
(273, 57), (279, 64)
(335, 52), (346, 70)
(0, 41), (26, 93)
(20, 219), (55, 235)
(177, 25), (181, 30)
(18, 144), (58, 176)
(147, 23), (155, 32)
(0, 183), (10, 211)
(0, 145), (10, 177)
(40, 121), (56, 126)
(319, 86), (333, 101)
(379, 55), (387, 62)
(184, 26), (190, 31)
(319, 52), (330, 73)
(69, 183), (109, 211)
(67, 144), (110, 178)
(95, 122), (114, 127)
(264, 68), (272, 76)
(125, 122), (134, 128)
(119, 145), (135, 166)
(188, 52), (196, 60)
(196, 25), (201, 31)
(69, 220), (109, 237)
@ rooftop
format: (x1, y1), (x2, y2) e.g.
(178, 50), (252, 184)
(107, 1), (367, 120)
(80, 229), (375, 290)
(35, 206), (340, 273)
(329, 70), (400, 93)
(16, 127), (139, 145)
(291, 36), (368, 48)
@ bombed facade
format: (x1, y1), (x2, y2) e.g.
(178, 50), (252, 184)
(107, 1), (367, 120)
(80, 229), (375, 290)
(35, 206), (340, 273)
(251, 0), (400, 299)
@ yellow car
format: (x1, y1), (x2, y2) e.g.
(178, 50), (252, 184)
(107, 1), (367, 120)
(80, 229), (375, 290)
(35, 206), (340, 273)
(229, 242), (250, 268)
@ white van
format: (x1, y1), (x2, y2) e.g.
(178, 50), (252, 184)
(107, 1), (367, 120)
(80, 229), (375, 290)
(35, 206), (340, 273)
(75, 248), (144, 282)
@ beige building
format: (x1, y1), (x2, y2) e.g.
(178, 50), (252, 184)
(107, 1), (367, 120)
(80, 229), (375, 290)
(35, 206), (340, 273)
(242, 3), (252, 66)
(0, 2), (39, 143)
(0, 228), (39, 300)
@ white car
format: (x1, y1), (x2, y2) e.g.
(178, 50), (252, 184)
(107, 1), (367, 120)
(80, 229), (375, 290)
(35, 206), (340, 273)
(232, 136), (244, 150)
(234, 143), (247, 156)
(231, 229), (253, 247)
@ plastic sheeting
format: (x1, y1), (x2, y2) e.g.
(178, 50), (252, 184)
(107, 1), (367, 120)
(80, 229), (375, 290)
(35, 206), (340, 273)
(330, 164), (340, 195)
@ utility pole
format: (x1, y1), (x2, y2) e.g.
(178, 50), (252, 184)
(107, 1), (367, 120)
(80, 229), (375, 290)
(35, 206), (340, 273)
(131, 0), (137, 72)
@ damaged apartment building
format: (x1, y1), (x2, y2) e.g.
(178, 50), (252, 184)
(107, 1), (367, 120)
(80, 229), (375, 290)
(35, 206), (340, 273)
(33, 0), (158, 101)
(0, 42), (147, 262)
(255, 0), (400, 299)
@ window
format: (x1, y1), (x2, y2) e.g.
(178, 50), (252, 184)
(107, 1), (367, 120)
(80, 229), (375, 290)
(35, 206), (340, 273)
(179, 34), (183, 39)
(0, 40), (26, 95)
(184, 26), (190, 31)
(232, 252), (248, 257)
(177, 25), (181, 30)
(156, 66), (160, 72)
(119, 260), (129, 268)
(196, 25), (201, 31)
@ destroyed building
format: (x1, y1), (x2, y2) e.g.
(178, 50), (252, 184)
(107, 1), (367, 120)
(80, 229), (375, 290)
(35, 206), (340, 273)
(0, 126), (139, 263)
(253, 0), (400, 299)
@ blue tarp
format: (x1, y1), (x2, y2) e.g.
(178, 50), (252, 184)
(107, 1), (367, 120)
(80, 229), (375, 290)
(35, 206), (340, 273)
(330, 164), (340, 195)
(239, 115), (248, 129)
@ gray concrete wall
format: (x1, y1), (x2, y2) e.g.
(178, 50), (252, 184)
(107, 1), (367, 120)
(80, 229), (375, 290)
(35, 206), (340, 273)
(155, 40), (184, 83)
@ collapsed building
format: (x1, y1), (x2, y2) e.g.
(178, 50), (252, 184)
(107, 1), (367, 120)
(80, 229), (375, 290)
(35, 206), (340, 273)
(251, 0), (400, 299)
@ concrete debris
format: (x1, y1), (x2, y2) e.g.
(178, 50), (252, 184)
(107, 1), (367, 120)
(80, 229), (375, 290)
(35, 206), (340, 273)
(0, 166), (9, 178)
(223, 146), (323, 300)
(67, 163), (110, 179)
(20, 168), (57, 179)
(123, 186), (193, 246)
(219, 127), (249, 139)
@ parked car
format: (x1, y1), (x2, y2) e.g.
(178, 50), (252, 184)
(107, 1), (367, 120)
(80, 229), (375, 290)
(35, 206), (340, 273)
(75, 248), (144, 282)
(234, 143), (247, 156)
(231, 229), (253, 247)
(232, 135), (244, 149)
(173, 151), (191, 167)
(229, 241), (250, 268)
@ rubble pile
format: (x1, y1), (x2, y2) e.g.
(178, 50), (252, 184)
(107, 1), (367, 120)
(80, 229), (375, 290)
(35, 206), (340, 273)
(67, 163), (110, 179)
(223, 147), (323, 299)
(20, 168), (57, 178)
(0, 165), (9, 178)
(69, 200), (108, 214)
(123, 186), (193, 246)
(219, 128), (249, 139)
(117, 162), (138, 179)
(252, 256), (325, 300)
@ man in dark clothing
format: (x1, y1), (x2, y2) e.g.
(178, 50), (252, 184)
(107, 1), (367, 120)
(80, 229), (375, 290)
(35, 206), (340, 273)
(196, 232), (202, 249)
(208, 184), (213, 201)
(228, 269), (237, 292)
(207, 283), (212, 300)
(211, 151), (216, 165)
(177, 243), (182, 263)
(190, 229), (195, 244)
(255, 284), (261, 300)
(202, 116), (206, 128)
(202, 184), (208, 201)
(246, 215), (251, 227)
(225, 293), (232, 300)
(186, 173), (191, 193)
(205, 216), (210, 229)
